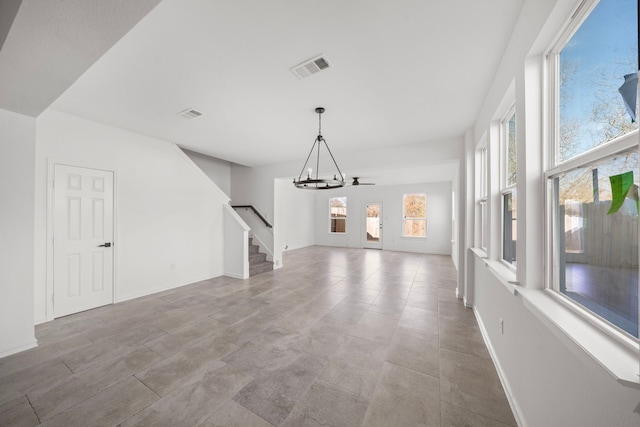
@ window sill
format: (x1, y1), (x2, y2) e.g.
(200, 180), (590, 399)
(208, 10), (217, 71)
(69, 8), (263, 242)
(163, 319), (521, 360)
(471, 248), (639, 388)
(470, 247), (488, 258)
(470, 248), (518, 295)
(517, 287), (640, 389)
(401, 236), (428, 240)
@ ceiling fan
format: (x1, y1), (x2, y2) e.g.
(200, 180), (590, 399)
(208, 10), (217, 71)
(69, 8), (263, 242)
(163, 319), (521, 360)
(350, 176), (375, 186)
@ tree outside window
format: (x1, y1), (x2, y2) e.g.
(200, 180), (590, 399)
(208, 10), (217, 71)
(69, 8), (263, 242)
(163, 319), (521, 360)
(403, 194), (426, 237)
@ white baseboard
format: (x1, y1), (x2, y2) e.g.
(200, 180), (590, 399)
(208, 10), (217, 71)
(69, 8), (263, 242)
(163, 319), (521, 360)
(473, 309), (527, 427)
(224, 271), (248, 279)
(34, 316), (49, 325)
(116, 273), (223, 303)
(0, 339), (38, 359)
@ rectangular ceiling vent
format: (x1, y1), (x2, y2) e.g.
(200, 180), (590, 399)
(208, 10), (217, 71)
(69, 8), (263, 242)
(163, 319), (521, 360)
(291, 54), (331, 79)
(177, 108), (203, 119)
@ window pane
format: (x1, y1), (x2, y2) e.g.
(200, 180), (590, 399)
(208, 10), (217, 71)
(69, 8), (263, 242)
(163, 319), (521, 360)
(553, 151), (639, 337)
(403, 194), (426, 218)
(502, 192), (516, 265)
(330, 197), (346, 233)
(366, 205), (380, 242)
(404, 219), (426, 237)
(481, 146), (488, 198)
(330, 197), (347, 218)
(558, 0), (638, 163)
(507, 113), (516, 186)
(403, 194), (426, 237)
(480, 200), (487, 249)
(330, 218), (346, 233)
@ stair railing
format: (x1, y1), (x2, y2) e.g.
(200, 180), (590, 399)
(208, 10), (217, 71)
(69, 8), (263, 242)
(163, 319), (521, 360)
(232, 205), (274, 263)
(231, 205), (272, 228)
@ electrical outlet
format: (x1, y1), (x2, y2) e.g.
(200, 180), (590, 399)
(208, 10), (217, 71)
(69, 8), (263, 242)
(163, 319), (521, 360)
(499, 318), (504, 335)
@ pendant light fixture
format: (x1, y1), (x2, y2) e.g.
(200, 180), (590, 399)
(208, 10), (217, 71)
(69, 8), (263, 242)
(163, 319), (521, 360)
(293, 107), (346, 189)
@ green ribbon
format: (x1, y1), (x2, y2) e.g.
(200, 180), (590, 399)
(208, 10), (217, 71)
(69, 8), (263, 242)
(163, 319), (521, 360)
(607, 171), (635, 214)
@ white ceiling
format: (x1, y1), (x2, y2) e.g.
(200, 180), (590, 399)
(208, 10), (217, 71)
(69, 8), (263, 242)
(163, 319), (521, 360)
(1, 0), (524, 168)
(0, 0), (161, 117)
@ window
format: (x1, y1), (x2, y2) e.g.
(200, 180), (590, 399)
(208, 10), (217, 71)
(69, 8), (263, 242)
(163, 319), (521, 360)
(403, 193), (426, 237)
(548, 0), (638, 338)
(329, 197), (347, 233)
(555, 1), (638, 164)
(501, 109), (517, 266)
(479, 145), (488, 249)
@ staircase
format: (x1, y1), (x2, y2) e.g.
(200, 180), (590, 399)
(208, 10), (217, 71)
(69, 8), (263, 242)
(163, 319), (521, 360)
(249, 237), (273, 276)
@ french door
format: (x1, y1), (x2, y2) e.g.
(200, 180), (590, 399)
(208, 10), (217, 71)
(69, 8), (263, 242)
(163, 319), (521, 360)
(363, 203), (382, 249)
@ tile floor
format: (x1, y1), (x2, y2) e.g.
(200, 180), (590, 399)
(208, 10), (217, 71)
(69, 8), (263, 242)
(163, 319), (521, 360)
(0, 246), (517, 426)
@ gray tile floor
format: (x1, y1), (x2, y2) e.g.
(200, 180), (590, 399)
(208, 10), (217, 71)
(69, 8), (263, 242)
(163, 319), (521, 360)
(0, 246), (517, 426)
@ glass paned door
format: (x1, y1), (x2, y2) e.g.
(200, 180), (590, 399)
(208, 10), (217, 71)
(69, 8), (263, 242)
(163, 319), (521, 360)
(364, 203), (382, 249)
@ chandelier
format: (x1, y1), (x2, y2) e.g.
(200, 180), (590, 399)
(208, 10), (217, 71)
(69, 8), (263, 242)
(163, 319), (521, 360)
(293, 107), (346, 189)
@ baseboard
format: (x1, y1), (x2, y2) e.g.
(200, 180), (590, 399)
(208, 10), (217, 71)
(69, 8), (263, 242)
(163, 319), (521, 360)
(34, 316), (49, 326)
(473, 308), (528, 427)
(0, 339), (38, 359)
(224, 271), (248, 279)
(116, 272), (223, 303)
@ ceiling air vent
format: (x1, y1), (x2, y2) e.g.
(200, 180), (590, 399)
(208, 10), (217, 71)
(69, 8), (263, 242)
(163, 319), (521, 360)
(177, 108), (203, 119)
(291, 54), (331, 79)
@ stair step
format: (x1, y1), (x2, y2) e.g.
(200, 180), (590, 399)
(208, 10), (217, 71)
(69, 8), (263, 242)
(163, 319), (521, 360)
(247, 237), (271, 276)
(249, 252), (267, 264)
(249, 260), (274, 277)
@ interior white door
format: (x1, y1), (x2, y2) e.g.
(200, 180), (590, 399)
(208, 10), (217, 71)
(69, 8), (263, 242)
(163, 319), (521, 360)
(363, 203), (382, 249)
(53, 164), (114, 317)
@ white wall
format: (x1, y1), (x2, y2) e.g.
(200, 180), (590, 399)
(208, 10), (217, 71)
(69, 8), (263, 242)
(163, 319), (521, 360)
(0, 108), (37, 357)
(473, 256), (640, 427)
(182, 148), (231, 196)
(223, 204), (249, 279)
(34, 109), (228, 322)
(274, 179), (316, 266)
(314, 182), (452, 255)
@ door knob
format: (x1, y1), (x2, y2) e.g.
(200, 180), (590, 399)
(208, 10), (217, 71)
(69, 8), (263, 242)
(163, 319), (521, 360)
(98, 242), (112, 248)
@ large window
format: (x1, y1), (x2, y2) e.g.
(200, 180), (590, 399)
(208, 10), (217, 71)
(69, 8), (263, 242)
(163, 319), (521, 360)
(329, 197), (347, 233)
(548, 0), (638, 338)
(403, 194), (426, 237)
(502, 109), (517, 266)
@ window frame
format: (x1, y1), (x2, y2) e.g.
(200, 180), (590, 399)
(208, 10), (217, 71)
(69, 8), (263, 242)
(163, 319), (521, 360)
(544, 133), (638, 345)
(478, 144), (488, 251)
(402, 193), (427, 238)
(500, 105), (517, 269)
(545, 0), (639, 345)
(329, 196), (347, 234)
